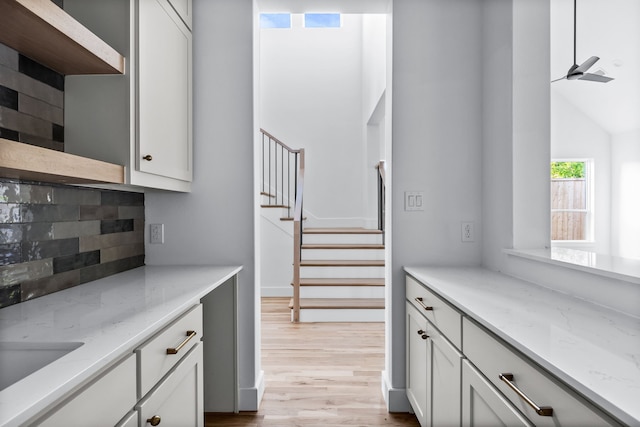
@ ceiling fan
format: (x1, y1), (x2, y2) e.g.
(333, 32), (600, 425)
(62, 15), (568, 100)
(552, 0), (614, 83)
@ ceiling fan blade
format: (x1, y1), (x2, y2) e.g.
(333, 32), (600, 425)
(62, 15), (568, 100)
(579, 73), (614, 83)
(575, 56), (600, 73)
(551, 76), (567, 83)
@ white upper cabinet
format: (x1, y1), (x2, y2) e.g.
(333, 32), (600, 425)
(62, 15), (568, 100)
(137, 0), (192, 183)
(64, 0), (193, 192)
(168, 0), (192, 29)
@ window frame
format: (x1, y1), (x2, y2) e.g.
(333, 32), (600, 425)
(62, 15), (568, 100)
(550, 158), (595, 244)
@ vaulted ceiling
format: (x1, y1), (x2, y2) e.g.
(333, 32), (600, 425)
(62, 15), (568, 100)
(551, 0), (640, 135)
(258, 0), (639, 135)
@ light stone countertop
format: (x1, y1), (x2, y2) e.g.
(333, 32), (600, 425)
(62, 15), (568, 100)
(404, 266), (640, 427)
(0, 265), (242, 427)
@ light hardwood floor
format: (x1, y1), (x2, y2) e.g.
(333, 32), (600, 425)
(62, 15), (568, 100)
(205, 297), (419, 427)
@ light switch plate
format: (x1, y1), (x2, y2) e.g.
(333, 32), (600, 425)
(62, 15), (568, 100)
(404, 191), (425, 211)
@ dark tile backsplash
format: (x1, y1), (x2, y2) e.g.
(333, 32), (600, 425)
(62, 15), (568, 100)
(18, 55), (65, 91)
(0, 42), (65, 151)
(1, 15), (146, 308)
(0, 179), (145, 308)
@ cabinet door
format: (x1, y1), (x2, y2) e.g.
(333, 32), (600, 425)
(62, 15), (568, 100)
(115, 410), (138, 427)
(137, 343), (204, 427)
(137, 0), (192, 182)
(38, 354), (136, 427)
(430, 326), (462, 426)
(168, 0), (192, 29)
(406, 303), (430, 427)
(462, 360), (533, 427)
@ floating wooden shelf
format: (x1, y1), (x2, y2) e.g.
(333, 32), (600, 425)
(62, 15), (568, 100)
(0, 138), (125, 184)
(0, 0), (125, 75)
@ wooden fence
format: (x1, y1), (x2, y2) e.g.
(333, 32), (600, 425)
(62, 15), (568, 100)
(551, 179), (586, 240)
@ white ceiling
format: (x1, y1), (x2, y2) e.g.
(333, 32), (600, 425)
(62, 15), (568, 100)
(258, 0), (639, 135)
(551, 0), (640, 135)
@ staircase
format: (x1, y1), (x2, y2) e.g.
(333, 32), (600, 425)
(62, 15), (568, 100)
(261, 129), (386, 323)
(291, 227), (385, 322)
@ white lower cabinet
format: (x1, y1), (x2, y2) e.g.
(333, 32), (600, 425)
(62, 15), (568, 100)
(429, 323), (462, 427)
(35, 304), (204, 427)
(137, 343), (203, 427)
(406, 303), (429, 427)
(37, 354), (137, 426)
(116, 410), (139, 427)
(462, 360), (533, 427)
(406, 274), (623, 427)
(406, 302), (462, 427)
(463, 318), (621, 427)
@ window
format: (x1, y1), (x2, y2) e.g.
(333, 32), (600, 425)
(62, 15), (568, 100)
(550, 160), (593, 241)
(304, 13), (341, 28)
(260, 13), (291, 29)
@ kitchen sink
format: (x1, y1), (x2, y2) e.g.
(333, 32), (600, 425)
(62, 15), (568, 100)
(0, 341), (84, 391)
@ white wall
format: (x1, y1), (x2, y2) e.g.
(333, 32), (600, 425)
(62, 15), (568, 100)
(482, 0), (551, 275)
(362, 14), (387, 122)
(144, 0), (263, 411)
(386, 0), (483, 411)
(611, 129), (640, 259)
(260, 14), (366, 224)
(551, 91), (612, 254)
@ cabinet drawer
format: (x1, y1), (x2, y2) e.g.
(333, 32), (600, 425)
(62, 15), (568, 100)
(38, 353), (136, 427)
(406, 275), (462, 349)
(137, 342), (203, 427)
(137, 304), (202, 398)
(463, 318), (620, 426)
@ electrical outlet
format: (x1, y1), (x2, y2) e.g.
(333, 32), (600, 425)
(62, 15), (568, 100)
(461, 222), (474, 242)
(150, 224), (164, 244)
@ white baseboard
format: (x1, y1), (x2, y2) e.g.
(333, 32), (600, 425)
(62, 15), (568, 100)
(297, 308), (384, 322)
(260, 286), (292, 297)
(238, 370), (265, 411)
(381, 370), (412, 412)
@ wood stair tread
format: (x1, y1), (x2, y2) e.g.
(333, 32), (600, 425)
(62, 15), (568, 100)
(260, 191), (276, 198)
(300, 259), (385, 267)
(292, 278), (385, 287)
(302, 243), (384, 250)
(303, 227), (383, 235)
(289, 298), (385, 310)
(261, 204), (289, 208)
(280, 217), (307, 221)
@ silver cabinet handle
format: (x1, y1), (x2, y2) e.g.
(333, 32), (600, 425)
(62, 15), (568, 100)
(414, 297), (433, 311)
(499, 373), (553, 416)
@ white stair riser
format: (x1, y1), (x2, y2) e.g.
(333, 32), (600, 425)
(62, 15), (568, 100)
(303, 234), (382, 245)
(300, 266), (384, 279)
(293, 308), (384, 323)
(298, 286), (384, 299)
(302, 249), (384, 260)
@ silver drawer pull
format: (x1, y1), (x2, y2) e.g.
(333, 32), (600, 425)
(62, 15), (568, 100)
(499, 373), (553, 417)
(414, 297), (433, 311)
(166, 330), (196, 354)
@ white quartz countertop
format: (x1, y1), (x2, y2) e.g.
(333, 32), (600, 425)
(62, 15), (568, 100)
(404, 266), (640, 427)
(0, 265), (242, 427)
